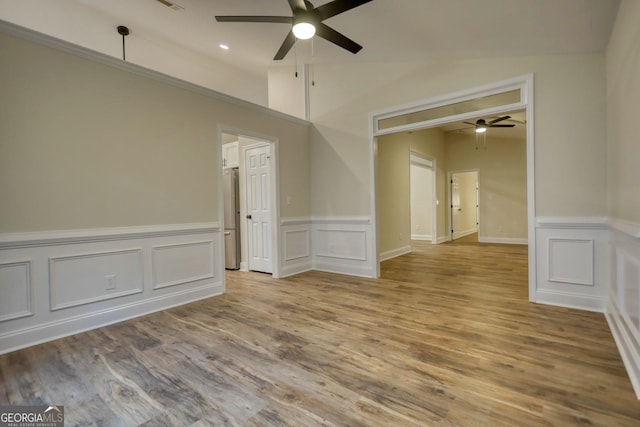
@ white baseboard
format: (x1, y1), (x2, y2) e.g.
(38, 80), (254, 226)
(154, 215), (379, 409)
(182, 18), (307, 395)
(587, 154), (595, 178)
(452, 228), (477, 240)
(606, 297), (640, 399)
(0, 281), (222, 355)
(436, 235), (450, 244)
(0, 223), (223, 355)
(280, 262), (312, 278)
(479, 236), (528, 245)
(379, 246), (411, 262)
(535, 289), (605, 312)
(312, 261), (375, 278)
(311, 218), (375, 278)
(411, 234), (432, 241)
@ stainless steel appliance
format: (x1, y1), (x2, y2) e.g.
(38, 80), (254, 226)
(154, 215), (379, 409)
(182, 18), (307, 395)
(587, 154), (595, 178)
(223, 168), (240, 269)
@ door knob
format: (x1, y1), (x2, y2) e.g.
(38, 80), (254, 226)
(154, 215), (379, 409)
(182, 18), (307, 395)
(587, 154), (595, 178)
(246, 215), (252, 219)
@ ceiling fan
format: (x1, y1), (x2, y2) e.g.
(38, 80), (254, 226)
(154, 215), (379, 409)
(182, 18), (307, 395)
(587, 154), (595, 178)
(463, 116), (515, 133)
(215, 0), (373, 60)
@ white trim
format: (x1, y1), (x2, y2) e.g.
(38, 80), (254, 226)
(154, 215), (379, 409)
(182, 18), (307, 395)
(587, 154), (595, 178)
(151, 241), (215, 290)
(0, 20), (310, 128)
(0, 260), (33, 322)
(606, 297), (640, 399)
(452, 228), (478, 240)
(411, 234), (432, 241)
(281, 217), (312, 226)
(0, 222), (219, 249)
(379, 246), (411, 262)
(436, 235), (451, 244)
(0, 282), (222, 356)
(478, 237), (528, 245)
(370, 74), (536, 300)
(311, 217), (371, 225)
(535, 289), (605, 312)
(371, 75), (528, 136)
(608, 218), (640, 239)
(48, 248), (144, 311)
(536, 217), (609, 229)
(283, 229), (310, 261)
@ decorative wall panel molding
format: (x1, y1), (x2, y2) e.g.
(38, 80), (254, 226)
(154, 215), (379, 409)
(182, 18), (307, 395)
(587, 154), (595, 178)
(535, 218), (608, 312)
(152, 241), (214, 290)
(0, 260), (32, 322)
(284, 230), (310, 261)
(0, 224), (222, 355)
(311, 218), (375, 278)
(606, 219), (640, 399)
(547, 239), (594, 286)
(280, 219), (312, 278)
(49, 248), (144, 310)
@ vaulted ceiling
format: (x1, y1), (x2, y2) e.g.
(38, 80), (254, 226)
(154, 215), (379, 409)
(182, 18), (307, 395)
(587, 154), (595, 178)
(0, 0), (620, 78)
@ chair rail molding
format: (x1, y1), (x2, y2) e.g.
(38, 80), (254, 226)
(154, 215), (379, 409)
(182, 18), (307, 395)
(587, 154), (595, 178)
(0, 223), (223, 355)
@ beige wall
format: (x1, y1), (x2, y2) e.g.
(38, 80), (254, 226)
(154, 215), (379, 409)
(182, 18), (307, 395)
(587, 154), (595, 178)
(285, 54), (606, 219)
(0, 2), (267, 106)
(410, 162), (433, 239)
(606, 0), (640, 223)
(0, 31), (310, 233)
(377, 135), (410, 254)
(268, 66), (306, 119)
(377, 128), (448, 250)
(446, 134), (528, 240)
(451, 171), (478, 237)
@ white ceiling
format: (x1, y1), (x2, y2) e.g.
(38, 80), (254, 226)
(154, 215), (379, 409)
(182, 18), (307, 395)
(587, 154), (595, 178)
(71, 0), (619, 75)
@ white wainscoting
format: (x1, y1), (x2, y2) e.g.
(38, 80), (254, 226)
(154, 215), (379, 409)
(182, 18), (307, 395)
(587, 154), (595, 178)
(478, 237), (528, 245)
(280, 218), (312, 278)
(606, 218), (640, 399)
(0, 223), (222, 355)
(312, 217), (375, 278)
(535, 217), (609, 312)
(0, 260), (32, 322)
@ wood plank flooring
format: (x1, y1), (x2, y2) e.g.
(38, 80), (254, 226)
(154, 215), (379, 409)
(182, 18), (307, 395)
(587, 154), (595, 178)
(2, 239), (640, 426)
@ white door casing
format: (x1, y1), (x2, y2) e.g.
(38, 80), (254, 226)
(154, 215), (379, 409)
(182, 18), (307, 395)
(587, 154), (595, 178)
(245, 144), (272, 273)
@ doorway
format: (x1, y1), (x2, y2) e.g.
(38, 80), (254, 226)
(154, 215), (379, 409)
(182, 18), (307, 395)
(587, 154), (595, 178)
(370, 75), (535, 300)
(410, 153), (436, 243)
(449, 170), (479, 241)
(219, 130), (280, 279)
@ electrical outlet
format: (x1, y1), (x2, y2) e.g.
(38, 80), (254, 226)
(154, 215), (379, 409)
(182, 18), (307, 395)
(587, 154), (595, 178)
(105, 274), (117, 290)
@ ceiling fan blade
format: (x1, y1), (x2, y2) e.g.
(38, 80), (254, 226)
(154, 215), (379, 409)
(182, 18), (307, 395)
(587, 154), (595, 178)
(215, 16), (292, 23)
(462, 122), (477, 126)
(488, 115), (511, 125)
(273, 31), (297, 60)
(288, 0), (308, 12)
(315, 0), (374, 20)
(315, 23), (362, 54)
(488, 124), (515, 128)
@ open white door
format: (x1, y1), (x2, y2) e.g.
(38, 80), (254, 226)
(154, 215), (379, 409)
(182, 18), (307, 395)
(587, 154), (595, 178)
(245, 144), (272, 273)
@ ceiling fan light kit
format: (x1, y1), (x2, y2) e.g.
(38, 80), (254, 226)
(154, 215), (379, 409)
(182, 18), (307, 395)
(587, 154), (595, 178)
(292, 12), (317, 39)
(215, 0), (373, 60)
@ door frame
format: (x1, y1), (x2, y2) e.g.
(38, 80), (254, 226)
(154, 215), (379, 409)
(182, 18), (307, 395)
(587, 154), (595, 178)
(218, 127), (281, 281)
(369, 74), (535, 301)
(409, 152), (437, 244)
(448, 169), (480, 241)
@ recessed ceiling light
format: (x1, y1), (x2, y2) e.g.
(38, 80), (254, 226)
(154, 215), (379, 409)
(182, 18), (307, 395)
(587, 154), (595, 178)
(219, 44), (229, 50)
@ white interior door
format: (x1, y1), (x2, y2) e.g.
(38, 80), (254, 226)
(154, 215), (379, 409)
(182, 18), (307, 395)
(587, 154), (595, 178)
(245, 144), (272, 273)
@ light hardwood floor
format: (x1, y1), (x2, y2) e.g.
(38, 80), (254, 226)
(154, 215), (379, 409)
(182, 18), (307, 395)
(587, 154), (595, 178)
(1, 239), (639, 426)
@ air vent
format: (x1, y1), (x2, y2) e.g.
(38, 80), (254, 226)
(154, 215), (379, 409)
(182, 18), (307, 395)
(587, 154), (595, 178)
(155, 0), (184, 11)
